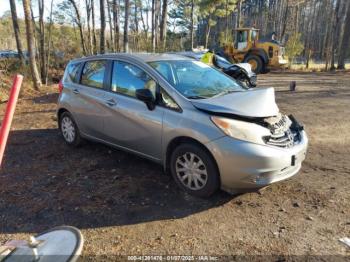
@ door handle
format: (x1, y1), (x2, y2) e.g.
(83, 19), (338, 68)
(105, 99), (117, 106)
(73, 89), (80, 94)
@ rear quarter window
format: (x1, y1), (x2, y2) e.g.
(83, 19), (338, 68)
(65, 62), (81, 83)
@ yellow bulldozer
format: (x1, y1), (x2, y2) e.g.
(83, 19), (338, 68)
(221, 28), (288, 74)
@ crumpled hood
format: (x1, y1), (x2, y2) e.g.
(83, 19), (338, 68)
(234, 63), (253, 74)
(191, 87), (279, 118)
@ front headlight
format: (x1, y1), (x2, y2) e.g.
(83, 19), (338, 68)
(211, 116), (271, 145)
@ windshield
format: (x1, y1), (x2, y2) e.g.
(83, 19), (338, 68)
(148, 60), (243, 99)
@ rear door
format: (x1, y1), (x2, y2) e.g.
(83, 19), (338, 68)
(102, 60), (164, 161)
(70, 60), (109, 139)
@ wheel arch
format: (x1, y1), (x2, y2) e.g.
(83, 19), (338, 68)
(164, 136), (220, 181)
(57, 108), (69, 120)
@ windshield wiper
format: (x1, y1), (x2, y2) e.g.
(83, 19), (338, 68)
(211, 89), (238, 98)
(187, 95), (208, 99)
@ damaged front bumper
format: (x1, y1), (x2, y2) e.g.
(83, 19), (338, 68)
(206, 125), (308, 194)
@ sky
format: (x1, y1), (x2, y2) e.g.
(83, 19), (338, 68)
(0, 0), (108, 26)
(0, 1), (19, 17)
(0, 0), (77, 19)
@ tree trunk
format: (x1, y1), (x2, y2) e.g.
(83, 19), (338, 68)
(205, 18), (211, 49)
(338, 1), (350, 69)
(160, 0), (168, 49)
(154, 0), (161, 49)
(45, 0), (54, 85)
(91, 0), (97, 54)
(280, 1), (289, 42)
(236, 0), (241, 28)
(9, 0), (25, 63)
(225, 0), (228, 42)
(151, 0), (155, 52)
(38, 0), (46, 82)
(306, 0), (317, 69)
(294, 3), (299, 33)
(140, 1), (148, 37)
(23, 0), (41, 90)
(85, 0), (93, 55)
(30, 3), (38, 61)
(330, 0), (341, 70)
(124, 0), (130, 52)
(107, 0), (114, 51)
(100, 0), (106, 54)
(113, 0), (120, 52)
(190, 0), (194, 50)
(321, 0), (331, 61)
(134, 0), (139, 50)
(68, 0), (87, 55)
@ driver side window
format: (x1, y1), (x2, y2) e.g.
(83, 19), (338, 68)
(111, 61), (156, 98)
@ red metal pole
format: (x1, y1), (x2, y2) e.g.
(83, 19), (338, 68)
(0, 75), (23, 168)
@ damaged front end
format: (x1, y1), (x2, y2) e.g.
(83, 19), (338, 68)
(262, 114), (304, 148)
(207, 112), (308, 192)
(210, 112), (305, 150)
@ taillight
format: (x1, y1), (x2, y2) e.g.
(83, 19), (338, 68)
(58, 79), (63, 94)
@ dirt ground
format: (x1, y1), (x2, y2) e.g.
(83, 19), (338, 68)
(0, 71), (349, 259)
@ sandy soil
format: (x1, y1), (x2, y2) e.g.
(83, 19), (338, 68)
(0, 72), (349, 259)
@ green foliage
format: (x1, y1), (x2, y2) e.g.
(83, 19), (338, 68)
(199, 0), (237, 20)
(285, 33), (304, 65)
(168, 0), (198, 33)
(199, 0), (237, 47)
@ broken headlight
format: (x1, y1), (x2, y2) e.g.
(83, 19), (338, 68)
(211, 116), (271, 145)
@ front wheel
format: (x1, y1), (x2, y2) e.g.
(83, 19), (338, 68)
(170, 143), (220, 197)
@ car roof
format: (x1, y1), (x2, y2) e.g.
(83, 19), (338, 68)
(70, 53), (193, 64)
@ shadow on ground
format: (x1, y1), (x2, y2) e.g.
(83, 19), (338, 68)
(0, 129), (234, 234)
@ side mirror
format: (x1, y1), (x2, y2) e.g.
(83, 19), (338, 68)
(136, 89), (156, 110)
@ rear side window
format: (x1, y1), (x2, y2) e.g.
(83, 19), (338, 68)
(66, 62), (81, 83)
(81, 60), (107, 89)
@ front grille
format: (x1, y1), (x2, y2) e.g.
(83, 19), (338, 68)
(266, 129), (298, 148)
(264, 114), (300, 148)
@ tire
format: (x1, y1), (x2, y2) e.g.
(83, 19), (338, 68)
(170, 143), (220, 197)
(59, 111), (82, 147)
(244, 55), (264, 74)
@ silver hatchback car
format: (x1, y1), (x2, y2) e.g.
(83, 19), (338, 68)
(57, 53), (308, 197)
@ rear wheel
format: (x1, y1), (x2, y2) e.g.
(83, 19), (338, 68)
(170, 143), (220, 197)
(59, 112), (82, 147)
(245, 55), (264, 74)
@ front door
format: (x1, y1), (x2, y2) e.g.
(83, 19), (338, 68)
(102, 60), (164, 161)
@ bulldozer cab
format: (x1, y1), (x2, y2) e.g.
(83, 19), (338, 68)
(234, 28), (259, 51)
(234, 28), (259, 48)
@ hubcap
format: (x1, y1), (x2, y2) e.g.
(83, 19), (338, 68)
(175, 152), (208, 191)
(61, 116), (76, 143)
